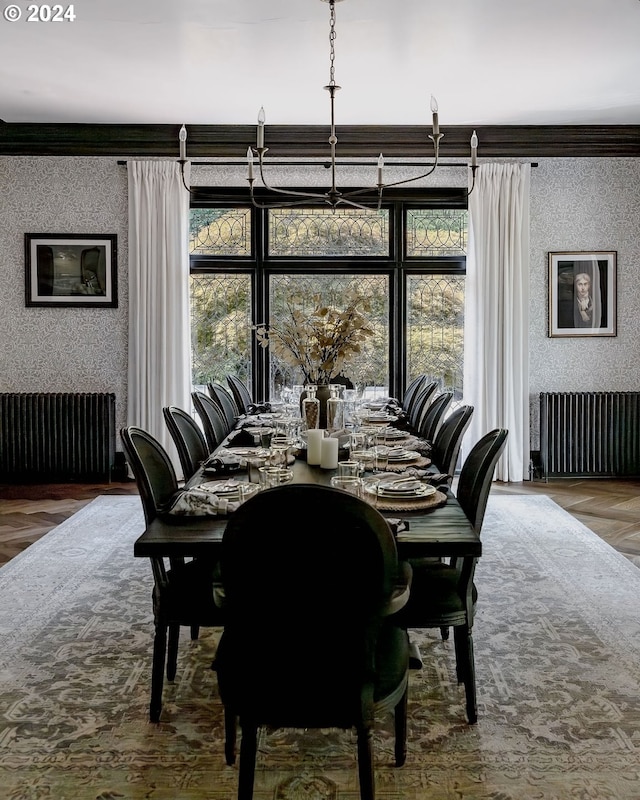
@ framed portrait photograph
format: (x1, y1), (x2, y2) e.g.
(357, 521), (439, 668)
(548, 251), (616, 337)
(25, 233), (118, 308)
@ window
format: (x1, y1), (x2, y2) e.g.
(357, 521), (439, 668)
(189, 189), (467, 401)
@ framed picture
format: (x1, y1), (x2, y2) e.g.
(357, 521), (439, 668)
(548, 251), (616, 337)
(25, 233), (118, 308)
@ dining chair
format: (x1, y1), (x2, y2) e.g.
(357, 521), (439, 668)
(226, 375), (253, 415)
(192, 390), (231, 450)
(416, 391), (453, 443)
(430, 404), (474, 482)
(407, 380), (438, 433)
(401, 374), (426, 413)
(208, 381), (240, 430)
(396, 428), (508, 725)
(120, 426), (223, 722)
(214, 483), (411, 800)
(163, 405), (210, 482)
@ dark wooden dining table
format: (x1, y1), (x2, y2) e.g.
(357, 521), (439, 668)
(133, 444), (480, 564)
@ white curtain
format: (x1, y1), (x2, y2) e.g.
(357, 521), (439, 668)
(463, 163), (531, 481)
(127, 160), (192, 460)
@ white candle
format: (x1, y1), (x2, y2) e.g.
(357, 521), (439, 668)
(377, 153), (384, 185)
(257, 106), (265, 149)
(307, 429), (325, 466)
(246, 146), (254, 180)
(320, 436), (339, 469)
(179, 125), (187, 160)
(430, 95), (439, 136)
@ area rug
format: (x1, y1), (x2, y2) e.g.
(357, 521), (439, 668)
(1, 495), (640, 800)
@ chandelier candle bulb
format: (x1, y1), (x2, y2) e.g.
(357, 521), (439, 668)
(471, 130), (478, 167)
(246, 146), (254, 180)
(307, 429), (325, 466)
(257, 107), (265, 148)
(377, 154), (384, 185)
(179, 125), (187, 160)
(320, 436), (339, 470)
(430, 95), (439, 135)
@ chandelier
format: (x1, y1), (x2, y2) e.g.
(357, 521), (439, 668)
(179, 0), (478, 209)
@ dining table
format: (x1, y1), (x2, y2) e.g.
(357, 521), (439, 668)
(133, 420), (480, 565)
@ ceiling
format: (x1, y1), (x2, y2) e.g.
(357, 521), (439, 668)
(2, 0), (640, 128)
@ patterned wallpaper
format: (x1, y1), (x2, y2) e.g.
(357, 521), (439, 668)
(0, 157), (129, 435)
(1, 155), (639, 456)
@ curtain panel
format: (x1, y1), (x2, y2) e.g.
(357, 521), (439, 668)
(463, 162), (531, 481)
(127, 161), (192, 466)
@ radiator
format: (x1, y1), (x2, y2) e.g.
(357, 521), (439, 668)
(540, 391), (640, 479)
(0, 392), (116, 482)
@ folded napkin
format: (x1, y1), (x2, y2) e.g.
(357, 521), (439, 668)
(165, 486), (240, 517)
(246, 402), (272, 415)
(202, 451), (246, 474)
(386, 518), (410, 536)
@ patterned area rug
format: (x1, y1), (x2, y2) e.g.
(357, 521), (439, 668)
(1, 494), (640, 799)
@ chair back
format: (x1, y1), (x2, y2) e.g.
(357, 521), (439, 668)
(431, 404), (474, 479)
(163, 405), (209, 481)
(192, 390), (230, 450)
(417, 391), (453, 442)
(120, 426), (178, 526)
(217, 484), (401, 728)
(208, 382), (239, 430)
(226, 375), (253, 415)
(457, 428), (508, 533)
(407, 380), (438, 431)
(401, 374), (426, 413)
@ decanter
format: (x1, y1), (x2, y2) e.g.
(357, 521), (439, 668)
(326, 384), (344, 432)
(301, 384), (320, 430)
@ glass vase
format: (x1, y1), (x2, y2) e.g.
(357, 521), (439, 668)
(326, 385), (344, 432)
(302, 384), (320, 430)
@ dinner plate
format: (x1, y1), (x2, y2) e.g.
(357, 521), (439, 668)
(199, 480), (259, 498)
(376, 428), (408, 440)
(363, 479), (435, 499)
(385, 449), (421, 462)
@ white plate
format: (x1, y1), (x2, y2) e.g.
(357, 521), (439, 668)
(199, 480), (259, 498)
(386, 449), (421, 462)
(363, 480), (436, 499)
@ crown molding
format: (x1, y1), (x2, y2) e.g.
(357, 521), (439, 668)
(1, 123), (639, 158)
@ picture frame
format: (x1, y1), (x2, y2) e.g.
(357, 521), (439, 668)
(25, 233), (118, 308)
(548, 251), (616, 337)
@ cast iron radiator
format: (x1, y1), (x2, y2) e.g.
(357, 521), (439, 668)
(0, 392), (116, 481)
(540, 391), (640, 479)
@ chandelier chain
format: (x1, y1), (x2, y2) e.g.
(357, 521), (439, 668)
(328, 1), (337, 87)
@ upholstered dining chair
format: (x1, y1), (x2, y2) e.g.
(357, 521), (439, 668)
(407, 380), (438, 433)
(396, 428), (508, 725)
(214, 483), (411, 800)
(163, 405), (209, 482)
(192, 390), (231, 450)
(208, 382), (240, 431)
(226, 375), (253, 415)
(401, 374), (426, 414)
(121, 426), (223, 723)
(417, 391), (453, 443)
(430, 404), (474, 482)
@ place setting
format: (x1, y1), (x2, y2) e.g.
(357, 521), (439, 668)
(361, 473), (448, 512)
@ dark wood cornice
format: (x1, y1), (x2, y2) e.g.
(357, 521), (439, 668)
(1, 123), (639, 158)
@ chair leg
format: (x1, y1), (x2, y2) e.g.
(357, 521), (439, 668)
(440, 625), (450, 641)
(356, 726), (375, 800)
(238, 720), (258, 800)
(166, 622), (180, 681)
(150, 623), (167, 723)
(454, 625), (477, 724)
(224, 708), (238, 766)
(190, 624), (200, 640)
(394, 687), (408, 768)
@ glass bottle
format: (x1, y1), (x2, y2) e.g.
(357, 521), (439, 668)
(326, 384), (344, 432)
(302, 384), (320, 430)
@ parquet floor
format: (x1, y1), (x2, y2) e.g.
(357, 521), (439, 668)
(1, 477), (639, 569)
